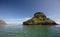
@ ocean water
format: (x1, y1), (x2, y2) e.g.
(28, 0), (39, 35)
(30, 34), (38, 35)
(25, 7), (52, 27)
(0, 24), (60, 37)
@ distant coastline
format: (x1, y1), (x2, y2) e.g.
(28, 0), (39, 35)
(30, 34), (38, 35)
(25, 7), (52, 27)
(0, 20), (6, 25)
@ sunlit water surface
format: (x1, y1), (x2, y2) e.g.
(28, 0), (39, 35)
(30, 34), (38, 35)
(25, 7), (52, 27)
(0, 24), (60, 37)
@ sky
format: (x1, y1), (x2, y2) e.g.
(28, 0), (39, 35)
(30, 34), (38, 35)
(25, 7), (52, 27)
(0, 0), (60, 24)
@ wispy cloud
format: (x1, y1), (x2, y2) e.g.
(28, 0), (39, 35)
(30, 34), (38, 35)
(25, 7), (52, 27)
(3, 17), (31, 24)
(1, 16), (60, 25)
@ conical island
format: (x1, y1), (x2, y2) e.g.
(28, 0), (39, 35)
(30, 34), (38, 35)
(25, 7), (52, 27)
(23, 12), (58, 25)
(0, 20), (6, 25)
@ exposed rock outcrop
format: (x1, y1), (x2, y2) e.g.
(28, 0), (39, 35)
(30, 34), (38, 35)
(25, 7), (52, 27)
(23, 12), (58, 25)
(0, 20), (6, 25)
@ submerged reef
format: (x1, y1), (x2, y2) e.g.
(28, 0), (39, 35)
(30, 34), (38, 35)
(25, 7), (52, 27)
(23, 12), (58, 25)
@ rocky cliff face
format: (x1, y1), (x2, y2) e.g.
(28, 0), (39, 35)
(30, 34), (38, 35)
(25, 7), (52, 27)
(23, 12), (58, 25)
(0, 20), (6, 25)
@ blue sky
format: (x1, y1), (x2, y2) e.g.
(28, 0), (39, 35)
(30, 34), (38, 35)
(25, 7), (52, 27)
(0, 0), (60, 24)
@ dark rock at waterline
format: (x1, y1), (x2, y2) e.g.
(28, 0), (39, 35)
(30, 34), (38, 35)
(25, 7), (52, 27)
(0, 20), (6, 25)
(23, 12), (58, 25)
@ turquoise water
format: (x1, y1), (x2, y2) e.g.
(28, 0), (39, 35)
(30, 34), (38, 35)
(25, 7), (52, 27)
(0, 24), (60, 37)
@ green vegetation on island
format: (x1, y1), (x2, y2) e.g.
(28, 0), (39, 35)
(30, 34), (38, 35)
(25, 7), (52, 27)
(23, 12), (58, 25)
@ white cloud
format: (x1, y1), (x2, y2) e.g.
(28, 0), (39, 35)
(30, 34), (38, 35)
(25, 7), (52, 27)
(2, 17), (60, 25)
(49, 17), (60, 24)
(3, 17), (31, 24)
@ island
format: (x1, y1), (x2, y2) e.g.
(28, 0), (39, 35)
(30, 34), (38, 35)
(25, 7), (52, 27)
(0, 20), (6, 25)
(23, 12), (58, 25)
